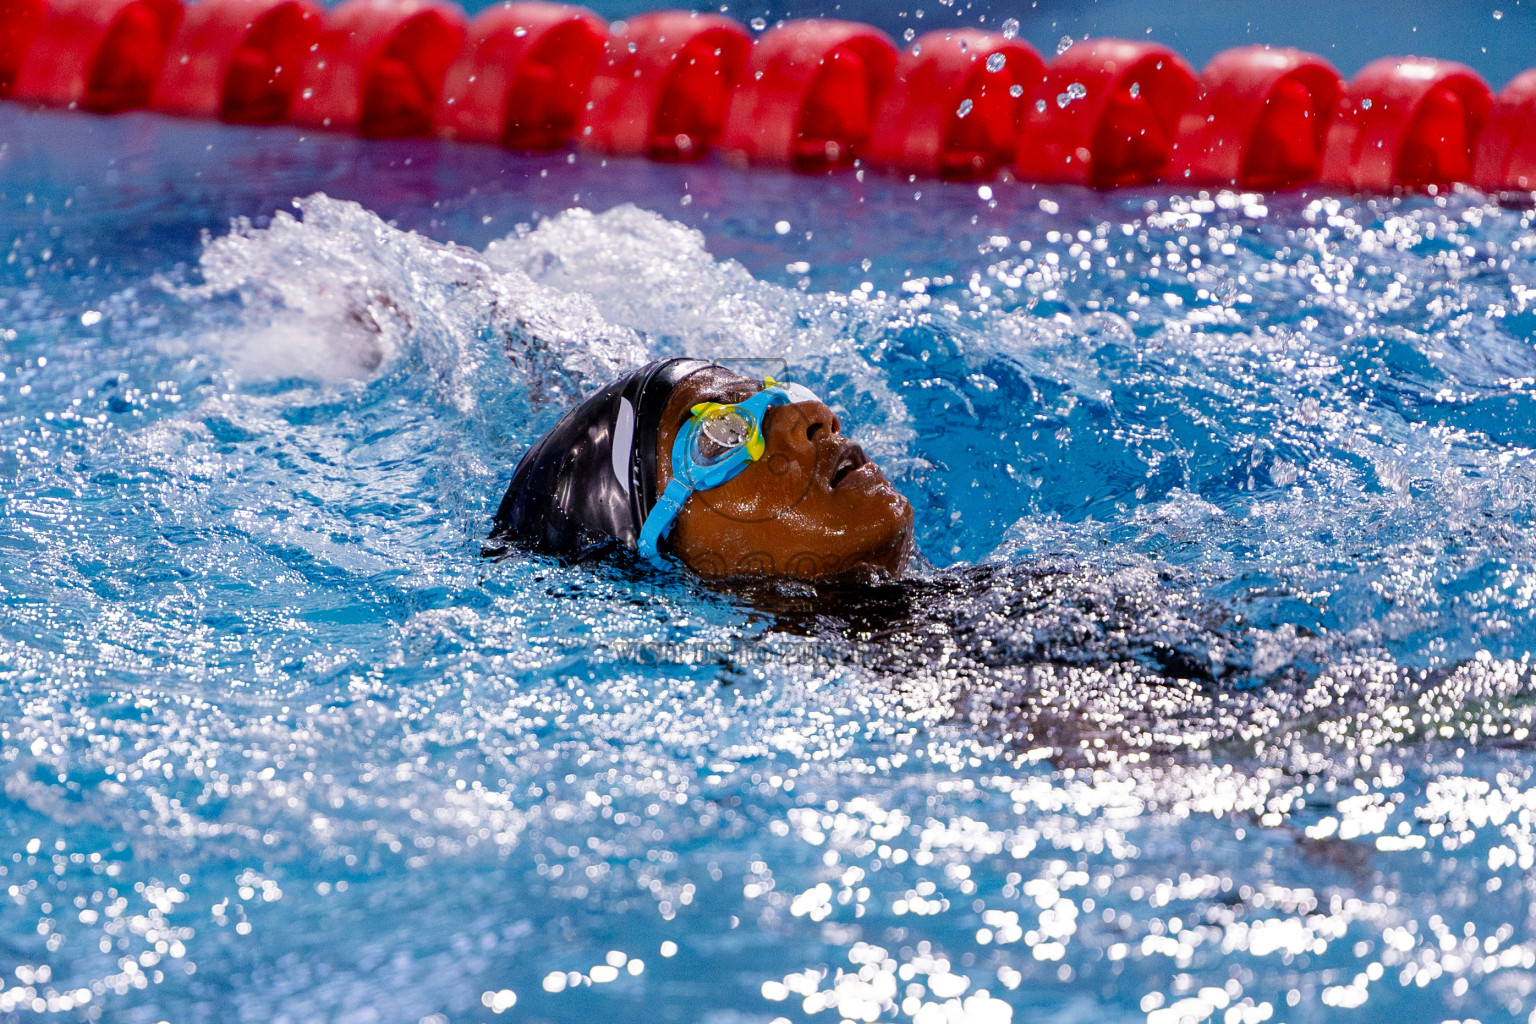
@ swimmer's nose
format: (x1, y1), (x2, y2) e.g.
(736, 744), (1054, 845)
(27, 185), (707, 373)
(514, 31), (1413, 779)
(762, 400), (842, 482)
(792, 401), (841, 446)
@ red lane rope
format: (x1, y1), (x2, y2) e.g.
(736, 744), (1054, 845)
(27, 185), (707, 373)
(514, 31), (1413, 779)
(0, 0), (1525, 192)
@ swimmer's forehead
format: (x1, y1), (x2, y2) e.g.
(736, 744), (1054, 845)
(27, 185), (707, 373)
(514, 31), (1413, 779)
(685, 367), (816, 405)
(680, 367), (761, 404)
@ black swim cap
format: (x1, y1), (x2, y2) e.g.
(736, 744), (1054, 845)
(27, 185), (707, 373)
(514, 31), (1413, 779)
(491, 358), (713, 557)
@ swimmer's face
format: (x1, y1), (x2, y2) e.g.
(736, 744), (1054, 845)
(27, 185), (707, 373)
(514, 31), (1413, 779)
(655, 367), (914, 580)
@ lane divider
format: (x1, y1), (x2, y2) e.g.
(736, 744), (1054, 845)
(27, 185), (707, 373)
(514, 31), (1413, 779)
(1320, 56), (1489, 191)
(0, 0), (1522, 192)
(718, 18), (894, 173)
(12, 0), (182, 113)
(440, 1), (604, 148)
(154, 0), (320, 123)
(1170, 46), (1341, 191)
(289, 0), (464, 137)
(580, 10), (746, 160)
(1479, 69), (1536, 190)
(1016, 40), (1195, 189)
(866, 29), (1041, 181)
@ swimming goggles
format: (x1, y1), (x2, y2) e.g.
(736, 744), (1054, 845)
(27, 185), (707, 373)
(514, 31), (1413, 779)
(637, 378), (820, 563)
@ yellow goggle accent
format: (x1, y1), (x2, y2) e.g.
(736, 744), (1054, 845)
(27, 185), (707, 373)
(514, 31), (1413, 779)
(688, 400), (767, 461)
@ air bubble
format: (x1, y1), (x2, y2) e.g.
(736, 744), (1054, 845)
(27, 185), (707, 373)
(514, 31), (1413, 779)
(1362, 98), (1372, 109)
(1056, 35), (1073, 55)
(1129, 82), (1140, 98)
(987, 53), (1006, 73)
(957, 99), (974, 118)
(750, 16), (766, 29)
(1000, 17), (1019, 39)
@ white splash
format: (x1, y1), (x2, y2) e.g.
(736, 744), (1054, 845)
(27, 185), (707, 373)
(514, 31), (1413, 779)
(178, 194), (648, 411)
(178, 196), (913, 461)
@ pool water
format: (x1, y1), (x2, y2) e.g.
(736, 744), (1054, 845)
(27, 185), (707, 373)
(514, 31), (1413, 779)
(5, 105), (1536, 1024)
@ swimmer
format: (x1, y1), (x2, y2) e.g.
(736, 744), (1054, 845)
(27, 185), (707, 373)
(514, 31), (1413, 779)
(491, 358), (914, 579)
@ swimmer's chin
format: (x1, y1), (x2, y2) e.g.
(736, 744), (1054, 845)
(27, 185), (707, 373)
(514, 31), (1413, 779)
(677, 530), (917, 582)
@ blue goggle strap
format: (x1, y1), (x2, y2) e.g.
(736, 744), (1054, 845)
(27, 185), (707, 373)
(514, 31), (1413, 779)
(637, 478), (693, 561)
(636, 383), (806, 564)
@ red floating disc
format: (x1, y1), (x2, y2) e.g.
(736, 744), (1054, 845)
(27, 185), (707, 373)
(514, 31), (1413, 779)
(1015, 39), (1196, 188)
(11, 0), (183, 113)
(290, 0), (466, 138)
(153, 0), (321, 123)
(1320, 56), (1490, 191)
(438, 2), (607, 149)
(719, 19), (896, 172)
(1170, 46), (1341, 190)
(1474, 68), (1536, 191)
(581, 11), (750, 162)
(866, 29), (1042, 181)
(0, 0), (48, 99)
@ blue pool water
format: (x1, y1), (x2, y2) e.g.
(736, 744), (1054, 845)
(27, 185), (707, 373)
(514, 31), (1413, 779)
(5, 105), (1536, 1024)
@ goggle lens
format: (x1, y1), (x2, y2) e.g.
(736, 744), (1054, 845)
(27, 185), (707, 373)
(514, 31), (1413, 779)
(692, 408), (752, 465)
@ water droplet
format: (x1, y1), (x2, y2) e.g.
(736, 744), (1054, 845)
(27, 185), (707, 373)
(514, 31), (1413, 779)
(1067, 82), (1086, 99)
(1012, 84), (1025, 99)
(627, 41), (637, 53)
(1129, 81), (1140, 98)
(986, 52), (1006, 73)
(903, 27), (915, 41)
(1494, 8), (1504, 17)
(1000, 17), (1019, 39)
(957, 98), (974, 118)
(911, 43), (921, 55)
(1035, 97), (1046, 111)
(513, 26), (527, 37)
(1056, 93), (1070, 108)
(1362, 98), (1372, 109)
(750, 16), (766, 29)
(1056, 35), (1073, 55)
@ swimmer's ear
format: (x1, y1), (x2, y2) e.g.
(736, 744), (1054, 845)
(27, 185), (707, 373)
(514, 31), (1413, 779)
(480, 539), (513, 560)
(571, 539), (621, 564)
(480, 537), (620, 565)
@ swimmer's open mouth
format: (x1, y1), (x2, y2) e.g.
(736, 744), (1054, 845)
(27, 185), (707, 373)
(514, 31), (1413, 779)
(830, 443), (870, 488)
